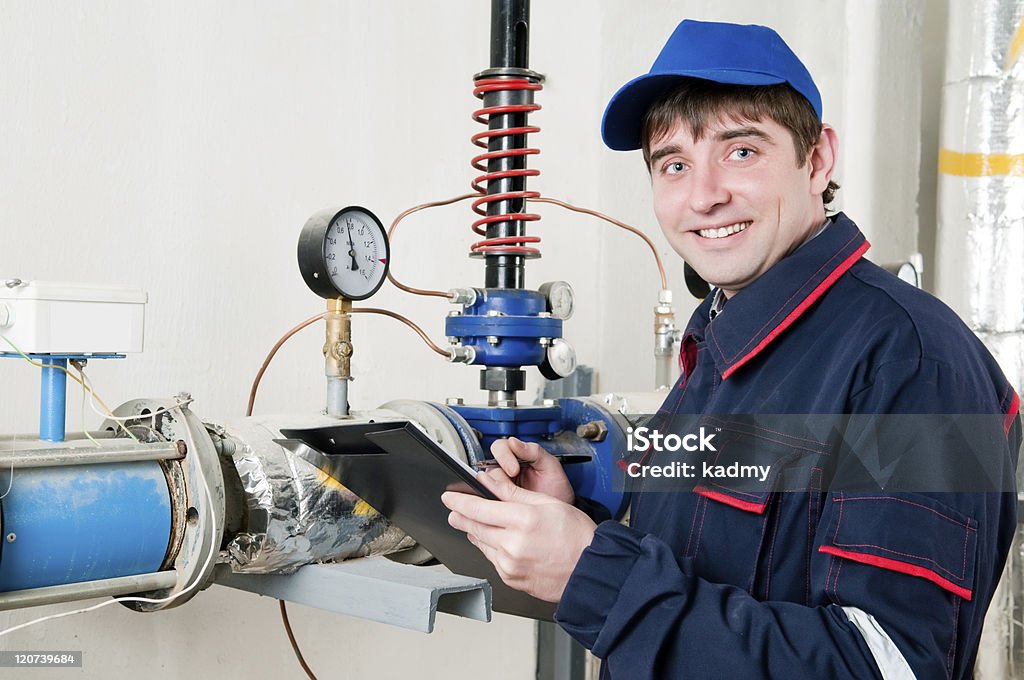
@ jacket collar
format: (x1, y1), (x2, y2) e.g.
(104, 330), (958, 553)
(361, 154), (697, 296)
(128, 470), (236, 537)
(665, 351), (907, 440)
(685, 212), (870, 380)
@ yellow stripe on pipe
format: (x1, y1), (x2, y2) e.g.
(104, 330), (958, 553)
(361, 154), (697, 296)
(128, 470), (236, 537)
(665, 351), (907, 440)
(1007, 16), (1024, 70)
(939, 149), (1024, 177)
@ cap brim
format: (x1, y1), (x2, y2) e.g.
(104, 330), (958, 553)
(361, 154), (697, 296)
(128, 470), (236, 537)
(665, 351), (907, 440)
(601, 70), (786, 151)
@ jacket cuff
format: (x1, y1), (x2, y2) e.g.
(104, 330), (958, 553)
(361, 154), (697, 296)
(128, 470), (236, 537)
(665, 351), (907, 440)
(555, 520), (643, 650)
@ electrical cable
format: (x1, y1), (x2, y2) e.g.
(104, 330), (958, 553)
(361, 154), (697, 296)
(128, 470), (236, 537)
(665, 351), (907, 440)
(0, 334), (140, 443)
(70, 361), (102, 448)
(0, 434), (15, 500)
(67, 358), (191, 442)
(85, 393), (194, 423)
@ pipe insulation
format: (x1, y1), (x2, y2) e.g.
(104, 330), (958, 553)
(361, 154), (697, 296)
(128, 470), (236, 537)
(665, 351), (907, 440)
(220, 414), (414, 574)
(935, 0), (1024, 389)
(934, 1), (1024, 677)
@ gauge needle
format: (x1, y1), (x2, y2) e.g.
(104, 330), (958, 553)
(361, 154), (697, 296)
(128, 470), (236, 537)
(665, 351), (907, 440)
(345, 223), (360, 271)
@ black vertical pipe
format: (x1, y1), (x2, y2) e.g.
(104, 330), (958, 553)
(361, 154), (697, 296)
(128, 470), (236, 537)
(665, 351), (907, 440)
(484, 0), (531, 289)
(490, 0), (530, 68)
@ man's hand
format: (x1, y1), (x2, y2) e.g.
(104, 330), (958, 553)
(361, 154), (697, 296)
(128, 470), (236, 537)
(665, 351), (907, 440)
(487, 436), (575, 504)
(442, 467), (597, 603)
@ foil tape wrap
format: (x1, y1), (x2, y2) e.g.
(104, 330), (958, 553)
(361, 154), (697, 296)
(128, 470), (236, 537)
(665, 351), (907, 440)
(222, 415), (413, 574)
(935, 0), (1024, 390)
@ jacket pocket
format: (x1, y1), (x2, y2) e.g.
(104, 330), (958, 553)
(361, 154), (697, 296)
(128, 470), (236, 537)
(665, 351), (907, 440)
(686, 484), (771, 590)
(687, 418), (832, 593)
(818, 492), (977, 600)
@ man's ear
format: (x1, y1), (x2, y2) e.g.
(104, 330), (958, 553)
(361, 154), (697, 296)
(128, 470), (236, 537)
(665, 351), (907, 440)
(808, 124), (838, 197)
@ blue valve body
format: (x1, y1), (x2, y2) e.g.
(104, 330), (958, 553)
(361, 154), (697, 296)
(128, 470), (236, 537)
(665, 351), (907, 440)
(432, 398), (628, 519)
(445, 289), (561, 367)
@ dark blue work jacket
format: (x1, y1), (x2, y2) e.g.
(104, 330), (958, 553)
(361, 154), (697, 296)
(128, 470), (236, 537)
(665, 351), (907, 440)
(556, 213), (1021, 679)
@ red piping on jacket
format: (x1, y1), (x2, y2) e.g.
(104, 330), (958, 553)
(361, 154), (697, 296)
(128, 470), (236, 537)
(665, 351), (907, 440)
(722, 241), (871, 380)
(818, 545), (972, 600)
(1005, 391), (1020, 436)
(694, 486), (768, 514)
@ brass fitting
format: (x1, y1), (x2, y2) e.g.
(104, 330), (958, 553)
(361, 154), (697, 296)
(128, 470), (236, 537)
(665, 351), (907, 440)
(324, 298), (353, 379)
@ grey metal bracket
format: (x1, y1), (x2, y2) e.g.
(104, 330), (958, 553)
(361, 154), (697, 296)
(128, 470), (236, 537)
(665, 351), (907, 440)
(214, 557), (492, 633)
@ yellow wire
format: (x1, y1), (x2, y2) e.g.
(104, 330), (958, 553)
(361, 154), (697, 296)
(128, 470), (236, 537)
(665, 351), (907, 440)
(73, 362), (103, 448)
(0, 334), (139, 442)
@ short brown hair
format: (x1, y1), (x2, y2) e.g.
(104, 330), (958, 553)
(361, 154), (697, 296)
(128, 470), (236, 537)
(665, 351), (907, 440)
(641, 80), (839, 207)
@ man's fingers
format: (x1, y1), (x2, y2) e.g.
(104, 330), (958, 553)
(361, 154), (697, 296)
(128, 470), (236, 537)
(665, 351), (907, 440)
(490, 436), (564, 481)
(489, 439), (522, 478)
(447, 510), (506, 545)
(478, 471), (553, 506)
(442, 490), (515, 525)
(467, 534), (516, 584)
(467, 532), (498, 562)
(507, 436), (549, 463)
(478, 466), (522, 501)
(508, 436), (564, 476)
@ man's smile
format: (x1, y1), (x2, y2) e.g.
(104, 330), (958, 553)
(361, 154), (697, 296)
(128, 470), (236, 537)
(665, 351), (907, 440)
(695, 220), (752, 239)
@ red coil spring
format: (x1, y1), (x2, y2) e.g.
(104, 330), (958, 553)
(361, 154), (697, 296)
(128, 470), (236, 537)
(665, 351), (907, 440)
(470, 77), (542, 256)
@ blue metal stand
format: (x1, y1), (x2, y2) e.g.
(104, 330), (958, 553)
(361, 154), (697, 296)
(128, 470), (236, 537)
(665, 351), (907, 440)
(0, 352), (126, 442)
(39, 358), (68, 442)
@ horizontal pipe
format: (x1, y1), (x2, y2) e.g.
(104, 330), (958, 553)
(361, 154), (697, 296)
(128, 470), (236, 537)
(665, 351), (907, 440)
(0, 571), (177, 611)
(0, 441), (180, 468)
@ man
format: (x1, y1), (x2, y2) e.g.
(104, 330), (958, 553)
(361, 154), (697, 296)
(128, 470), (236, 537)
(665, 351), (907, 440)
(442, 20), (1020, 679)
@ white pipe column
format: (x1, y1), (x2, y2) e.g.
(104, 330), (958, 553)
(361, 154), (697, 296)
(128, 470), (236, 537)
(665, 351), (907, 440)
(934, 1), (1024, 677)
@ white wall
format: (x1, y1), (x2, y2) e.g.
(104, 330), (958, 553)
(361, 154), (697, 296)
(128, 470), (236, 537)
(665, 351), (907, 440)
(0, 2), (932, 678)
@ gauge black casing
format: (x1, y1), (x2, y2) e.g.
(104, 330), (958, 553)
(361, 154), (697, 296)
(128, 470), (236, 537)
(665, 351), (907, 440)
(297, 206), (390, 300)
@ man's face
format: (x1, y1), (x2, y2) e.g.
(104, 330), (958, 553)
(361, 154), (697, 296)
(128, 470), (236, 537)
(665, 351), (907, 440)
(649, 116), (827, 297)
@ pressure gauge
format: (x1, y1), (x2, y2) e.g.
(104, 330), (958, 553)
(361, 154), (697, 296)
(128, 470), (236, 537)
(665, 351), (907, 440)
(539, 281), (575, 320)
(539, 338), (577, 380)
(298, 206), (390, 300)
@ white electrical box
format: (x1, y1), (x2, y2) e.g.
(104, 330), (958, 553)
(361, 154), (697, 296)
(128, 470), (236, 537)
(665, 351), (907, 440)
(0, 279), (147, 354)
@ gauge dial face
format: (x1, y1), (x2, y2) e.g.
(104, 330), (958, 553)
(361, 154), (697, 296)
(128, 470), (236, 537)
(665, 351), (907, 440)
(325, 209), (387, 299)
(545, 338), (577, 378)
(540, 281), (575, 320)
(298, 206), (390, 300)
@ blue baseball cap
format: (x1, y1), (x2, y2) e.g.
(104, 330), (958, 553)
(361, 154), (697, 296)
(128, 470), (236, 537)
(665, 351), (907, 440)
(602, 20), (822, 151)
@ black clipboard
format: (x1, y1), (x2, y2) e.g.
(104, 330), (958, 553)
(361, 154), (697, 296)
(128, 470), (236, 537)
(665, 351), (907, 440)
(279, 421), (557, 620)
